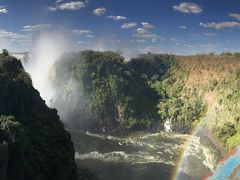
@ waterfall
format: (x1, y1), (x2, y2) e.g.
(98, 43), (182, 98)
(164, 118), (172, 132)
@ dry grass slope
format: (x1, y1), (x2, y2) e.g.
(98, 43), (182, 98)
(176, 54), (240, 150)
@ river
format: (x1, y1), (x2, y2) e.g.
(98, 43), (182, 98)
(69, 130), (222, 180)
(11, 52), (224, 180)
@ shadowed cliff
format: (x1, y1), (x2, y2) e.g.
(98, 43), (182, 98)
(0, 50), (77, 180)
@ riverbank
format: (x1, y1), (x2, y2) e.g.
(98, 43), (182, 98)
(195, 124), (227, 158)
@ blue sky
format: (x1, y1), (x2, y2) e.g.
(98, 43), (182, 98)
(0, 0), (240, 55)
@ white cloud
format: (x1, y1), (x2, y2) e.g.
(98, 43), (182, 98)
(184, 43), (219, 50)
(136, 28), (149, 34)
(170, 37), (180, 42)
(0, 29), (32, 52)
(22, 24), (52, 32)
(121, 22), (137, 29)
(0, 29), (31, 41)
(0, 6), (8, 14)
(133, 28), (162, 42)
(107, 15), (127, 21)
(107, 39), (121, 44)
(199, 22), (240, 30)
(229, 13), (240, 21)
(58, 1), (85, 10)
(92, 7), (106, 16)
(203, 32), (217, 36)
(72, 29), (92, 35)
(141, 22), (154, 29)
(136, 39), (146, 43)
(191, 32), (217, 37)
(48, 6), (58, 11)
(86, 34), (95, 38)
(179, 25), (187, 29)
(78, 40), (91, 45)
(137, 46), (166, 54)
(48, 1), (86, 11)
(173, 2), (202, 14)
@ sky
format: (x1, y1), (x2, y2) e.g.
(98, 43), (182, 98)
(0, 0), (240, 55)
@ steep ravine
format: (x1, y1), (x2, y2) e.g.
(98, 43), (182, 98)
(0, 51), (77, 180)
(10, 51), (240, 179)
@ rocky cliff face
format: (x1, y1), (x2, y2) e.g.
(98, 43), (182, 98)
(0, 51), (77, 180)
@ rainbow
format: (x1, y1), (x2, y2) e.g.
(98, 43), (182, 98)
(171, 120), (208, 180)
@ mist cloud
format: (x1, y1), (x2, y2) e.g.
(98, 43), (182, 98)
(25, 31), (73, 105)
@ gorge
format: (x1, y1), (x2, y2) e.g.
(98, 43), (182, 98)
(5, 50), (240, 179)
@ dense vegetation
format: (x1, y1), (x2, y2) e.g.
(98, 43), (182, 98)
(127, 54), (206, 133)
(127, 53), (175, 81)
(153, 77), (205, 133)
(0, 50), (77, 180)
(211, 68), (240, 150)
(51, 51), (160, 134)
(51, 51), (206, 135)
(51, 50), (240, 150)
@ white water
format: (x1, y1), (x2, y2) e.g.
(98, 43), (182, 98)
(72, 130), (219, 180)
(164, 119), (173, 132)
